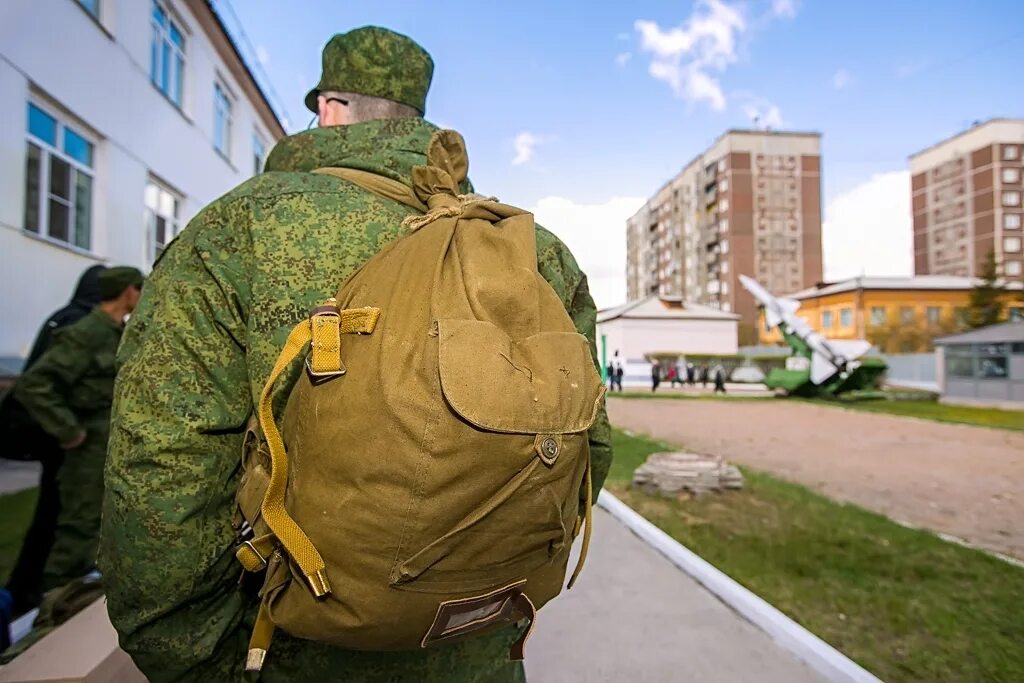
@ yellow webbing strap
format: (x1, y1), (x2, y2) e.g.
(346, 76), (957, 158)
(245, 600), (276, 672)
(256, 303), (380, 597)
(313, 167), (428, 213)
(236, 534), (276, 572)
(566, 459), (593, 590)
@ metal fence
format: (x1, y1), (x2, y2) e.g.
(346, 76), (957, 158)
(880, 352), (938, 391)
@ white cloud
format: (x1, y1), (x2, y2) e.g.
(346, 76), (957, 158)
(256, 45), (270, 66)
(822, 171), (913, 280)
(615, 51), (633, 67)
(771, 0), (797, 19)
(634, 0), (746, 111)
(832, 68), (851, 89)
(512, 132), (541, 166)
(529, 196), (647, 308)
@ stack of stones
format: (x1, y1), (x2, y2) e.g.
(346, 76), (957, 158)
(632, 451), (744, 497)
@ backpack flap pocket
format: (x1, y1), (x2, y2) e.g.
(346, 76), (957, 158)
(436, 318), (605, 435)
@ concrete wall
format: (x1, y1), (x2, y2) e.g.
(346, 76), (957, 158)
(0, 0), (278, 359)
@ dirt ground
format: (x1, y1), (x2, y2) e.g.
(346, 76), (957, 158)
(608, 398), (1024, 560)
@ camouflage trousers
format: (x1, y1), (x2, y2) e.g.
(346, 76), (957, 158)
(43, 426), (107, 589)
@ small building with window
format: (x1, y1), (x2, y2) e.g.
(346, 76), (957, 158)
(934, 322), (1024, 408)
(0, 0), (286, 363)
(757, 275), (1024, 352)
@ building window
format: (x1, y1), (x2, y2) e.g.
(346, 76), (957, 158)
(1003, 168), (1021, 184)
(719, 198), (729, 213)
(1006, 261), (1022, 277)
(719, 178), (729, 192)
(151, 1), (185, 107)
(24, 102), (94, 250)
(1006, 214), (1021, 230)
(1009, 306), (1024, 321)
(719, 218), (729, 233)
(145, 179), (182, 262)
(78, 0), (100, 18)
(870, 306), (886, 325)
(1006, 236), (1022, 253)
(822, 310), (833, 328)
(900, 307), (914, 323)
(720, 239), (729, 254)
(926, 306), (941, 325)
(214, 82), (233, 158)
(253, 132), (267, 175)
(840, 308), (852, 328)
(1003, 191), (1021, 207)
(1004, 145), (1020, 161)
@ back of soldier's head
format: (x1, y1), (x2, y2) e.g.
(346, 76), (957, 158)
(306, 26), (434, 128)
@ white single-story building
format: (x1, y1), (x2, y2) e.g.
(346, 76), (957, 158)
(597, 295), (740, 385)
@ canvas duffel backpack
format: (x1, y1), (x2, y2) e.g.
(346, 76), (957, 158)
(234, 130), (605, 672)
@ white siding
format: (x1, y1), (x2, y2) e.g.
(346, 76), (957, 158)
(0, 0), (280, 359)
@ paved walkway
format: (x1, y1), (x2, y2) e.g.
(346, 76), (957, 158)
(526, 507), (822, 682)
(0, 460), (40, 495)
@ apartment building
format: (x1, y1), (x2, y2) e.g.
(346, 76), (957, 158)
(626, 129), (823, 338)
(910, 119), (1024, 283)
(0, 0), (286, 361)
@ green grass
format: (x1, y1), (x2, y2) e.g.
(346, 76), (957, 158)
(606, 428), (1024, 683)
(0, 488), (38, 582)
(816, 398), (1024, 431)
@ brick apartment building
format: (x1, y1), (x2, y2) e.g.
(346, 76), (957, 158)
(626, 130), (823, 339)
(910, 119), (1024, 283)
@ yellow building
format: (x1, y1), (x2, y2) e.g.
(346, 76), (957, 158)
(758, 276), (1024, 351)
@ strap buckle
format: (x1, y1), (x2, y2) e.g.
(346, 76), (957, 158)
(238, 539), (268, 572)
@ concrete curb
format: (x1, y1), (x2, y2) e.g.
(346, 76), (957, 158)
(597, 491), (881, 683)
(9, 608), (38, 645)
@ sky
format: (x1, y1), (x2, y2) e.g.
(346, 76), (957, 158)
(224, 0), (1023, 308)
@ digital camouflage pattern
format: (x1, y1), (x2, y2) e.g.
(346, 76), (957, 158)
(304, 26), (434, 114)
(15, 306), (123, 588)
(100, 117), (612, 682)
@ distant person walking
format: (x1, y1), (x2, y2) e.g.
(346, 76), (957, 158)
(686, 362), (695, 385)
(713, 364), (727, 394)
(700, 365), (709, 388)
(614, 364), (624, 392)
(651, 363), (661, 392)
(0, 265), (106, 616)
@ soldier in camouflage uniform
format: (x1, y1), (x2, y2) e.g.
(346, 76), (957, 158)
(100, 26), (612, 682)
(15, 266), (143, 589)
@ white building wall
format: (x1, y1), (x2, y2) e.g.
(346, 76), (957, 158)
(597, 318), (739, 364)
(0, 0), (280, 359)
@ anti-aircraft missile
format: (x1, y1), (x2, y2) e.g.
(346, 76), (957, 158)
(739, 274), (872, 386)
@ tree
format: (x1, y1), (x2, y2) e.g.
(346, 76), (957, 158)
(966, 250), (1004, 329)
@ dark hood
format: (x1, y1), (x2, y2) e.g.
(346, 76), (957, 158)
(72, 265), (107, 308)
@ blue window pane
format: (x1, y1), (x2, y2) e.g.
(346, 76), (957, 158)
(150, 25), (159, 83)
(173, 54), (184, 105)
(27, 103), (57, 145)
(170, 23), (184, 50)
(161, 41), (170, 94)
(78, 0), (99, 17)
(152, 2), (167, 27)
(64, 128), (93, 167)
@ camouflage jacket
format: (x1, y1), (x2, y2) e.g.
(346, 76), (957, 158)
(15, 306), (122, 444)
(100, 118), (612, 682)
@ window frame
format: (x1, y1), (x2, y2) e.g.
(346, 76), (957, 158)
(144, 177), (183, 263)
(1003, 167), (1021, 184)
(839, 307), (852, 328)
(24, 99), (96, 252)
(1005, 236), (1022, 254)
(1002, 190), (1021, 207)
(1005, 260), (1022, 277)
(1004, 145), (1020, 161)
(213, 79), (234, 160)
(252, 130), (267, 176)
(821, 310), (833, 329)
(870, 306), (886, 325)
(1005, 213), (1021, 230)
(150, 1), (187, 108)
(926, 306), (941, 325)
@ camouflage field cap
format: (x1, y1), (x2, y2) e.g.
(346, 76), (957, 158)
(98, 266), (144, 299)
(304, 26), (434, 115)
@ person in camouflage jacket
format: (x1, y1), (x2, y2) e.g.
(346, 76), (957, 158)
(15, 267), (142, 589)
(100, 26), (612, 683)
